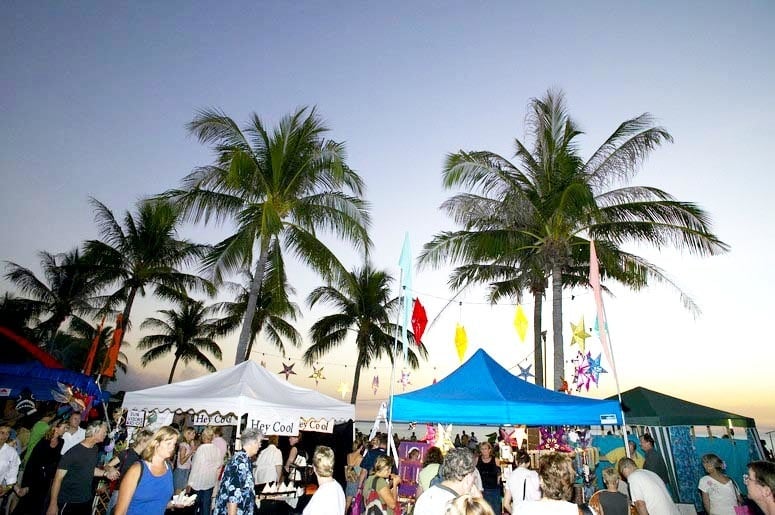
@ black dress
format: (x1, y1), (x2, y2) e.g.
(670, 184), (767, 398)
(14, 437), (63, 515)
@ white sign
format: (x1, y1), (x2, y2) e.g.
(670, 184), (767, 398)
(299, 417), (335, 434)
(0, 388), (11, 397)
(246, 416), (299, 436)
(599, 414), (618, 425)
(190, 413), (238, 426)
(125, 409), (146, 427)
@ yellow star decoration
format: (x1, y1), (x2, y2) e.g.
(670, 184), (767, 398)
(454, 324), (468, 362)
(513, 304), (529, 342)
(570, 316), (591, 352)
(309, 366), (326, 385)
(337, 381), (350, 399)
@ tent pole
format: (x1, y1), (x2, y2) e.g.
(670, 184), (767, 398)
(600, 301), (629, 455)
(386, 279), (404, 459)
(96, 382), (112, 432)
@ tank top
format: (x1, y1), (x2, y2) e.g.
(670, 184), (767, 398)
(127, 461), (174, 515)
(477, 458), (500, 489)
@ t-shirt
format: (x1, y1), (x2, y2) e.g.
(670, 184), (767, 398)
(188, 443), (223, 490)
(628, 469), (679, 515)
(303, 480), (345, 514)
(643, 448), (669, 485)
(58, 444), (98, 503)
(698, 475), (739, 515)
(418, 463), (441, 492)
(518, 499), (580, 514)
(506, 467), (541, 504)
(598, 490), (630, 515)
(0, 443), (20, 486)
(253, 444), (282, 485)
(61, 427), (85, 455)
(360, 447), (387, 474)
(413, 484), (457, 514)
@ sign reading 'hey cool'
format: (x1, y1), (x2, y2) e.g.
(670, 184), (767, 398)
(245, 416), (337, 436)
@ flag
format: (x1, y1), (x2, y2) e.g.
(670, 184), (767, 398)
(82, 315), (106, 375)
(589, 241), (615, 376)
(411, 298), (428, 344)
(398, 232), (412, 361)
(513, 304), (528, 342)
(454, 324), (468, 362)
(101, 314), (123, 378)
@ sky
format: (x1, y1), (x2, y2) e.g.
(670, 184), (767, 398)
(2, 1), (774, 436)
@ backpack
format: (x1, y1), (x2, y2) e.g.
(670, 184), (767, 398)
(364, 476), (389, 515)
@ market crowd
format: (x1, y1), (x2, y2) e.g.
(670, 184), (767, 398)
(1, 405), (775, 515)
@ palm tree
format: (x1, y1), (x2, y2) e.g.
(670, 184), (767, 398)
(4, 249), (102, 343)
(425, 90), (728, 390)
(302, 263), (428, 404)
(0, 292), (39, 337)
(162, 106), (371, 364)
(213, 238), (302, 358)
(83, 198), (212, 348)
(136, 295), (227, 383)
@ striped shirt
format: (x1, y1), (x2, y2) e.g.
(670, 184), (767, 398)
(188, 443), (223, 490)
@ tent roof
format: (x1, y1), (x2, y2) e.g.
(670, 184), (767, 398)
(392, 349), (622, 425)
(122, 360), (354, 422)
(609, 387), (755, 427)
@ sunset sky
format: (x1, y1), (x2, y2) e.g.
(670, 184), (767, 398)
(2, 2), (773, 436)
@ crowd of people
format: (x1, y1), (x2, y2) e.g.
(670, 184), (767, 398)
(1, 403), (775, 515)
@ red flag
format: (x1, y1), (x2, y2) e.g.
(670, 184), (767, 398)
(411, 298), (428, 344)
(100, 314), (123, 378)
(82, 315), (106, 375)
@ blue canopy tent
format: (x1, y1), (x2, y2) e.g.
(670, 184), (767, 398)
(391, 349), (622, 426)
(0, 361), (105, 402)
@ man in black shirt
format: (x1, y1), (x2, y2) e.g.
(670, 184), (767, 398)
(640, 433), (670, 485)
(47, 420), (119, 515)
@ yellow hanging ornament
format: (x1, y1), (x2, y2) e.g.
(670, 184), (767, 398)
(454, 324), (468, 362)
(570, 316), (591, 352)
(513, 304), (529, 342)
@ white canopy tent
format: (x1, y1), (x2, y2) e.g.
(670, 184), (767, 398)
(122, 360), (354, 436)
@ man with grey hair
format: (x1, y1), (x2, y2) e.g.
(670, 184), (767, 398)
(47, 420), (118, 515)
(213, 428), (262, 515)
(414, 447), (482, 514)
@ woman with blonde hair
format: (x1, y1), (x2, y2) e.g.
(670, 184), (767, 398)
(187, 427), (223, 515)
(115, 426), (178, 515)
(303, 446), (345, 514)
(519, 453), (579, 514)
(363, 454), (402, 514)
(446, 494), (496, 515)
(345, 437), (365, 511)
(699, 453), (744, 515)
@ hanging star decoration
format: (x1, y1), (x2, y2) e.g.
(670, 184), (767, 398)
(572, 352), (592, 391)
(399, 370), (411, 391)
(337, 381), (350, 399)
(570, 316), (591, 352)
(434, 424), (455, 453)
(454, 324), (468, 362)
(513, 304), (529, 342)
(586, 352), (607, 386)
(309, 366), (326, 386)
(278, 362), (297, 381)
(517, 363), (535, 382)
(538, 426), (572, 452)
(371, 374), (380, 395)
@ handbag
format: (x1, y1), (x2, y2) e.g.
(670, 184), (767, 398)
(734, 506), (753, 515)
(350, 489), (364, 515)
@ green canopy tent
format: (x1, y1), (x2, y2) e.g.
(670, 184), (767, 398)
(608, 387), (763, 508)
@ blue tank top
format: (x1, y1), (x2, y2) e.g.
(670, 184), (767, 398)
(127, 461), (174, 515)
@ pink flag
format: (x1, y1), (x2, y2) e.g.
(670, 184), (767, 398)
(589, 241), (617, 384)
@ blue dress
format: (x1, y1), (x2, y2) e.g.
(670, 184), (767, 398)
(127, 461), (174, 515)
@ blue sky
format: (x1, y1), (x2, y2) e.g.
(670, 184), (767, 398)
(2, 1), (774, 431)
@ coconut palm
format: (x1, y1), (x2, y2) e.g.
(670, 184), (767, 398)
(83, 198), (212, 348)
(136, 295), (227, 383)
(302, 263), (428, 404)
(213, 238), (302, 358)
(424, 90), (728, 390)
(0, 292), (39, 338)
(162, 106), (371, 364)
(4, 249), (102, 343)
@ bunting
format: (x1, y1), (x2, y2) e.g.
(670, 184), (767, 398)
(411, 298), (427, 344)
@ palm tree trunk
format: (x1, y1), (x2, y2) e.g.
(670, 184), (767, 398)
(350, 351), (364, 405)
(551, 263), (564, 390)
(532, 290), (544, 387)
(168, 354), (181, 383)
(118, 287), (138, 346)
(234, 238), (271, 364)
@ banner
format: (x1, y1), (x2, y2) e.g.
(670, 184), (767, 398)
(189, 413), (239, 426)
(299, 417), (335, 434)
(246, 415), (299, 436)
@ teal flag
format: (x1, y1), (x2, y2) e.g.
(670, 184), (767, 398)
(398, 232), (412, 362)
